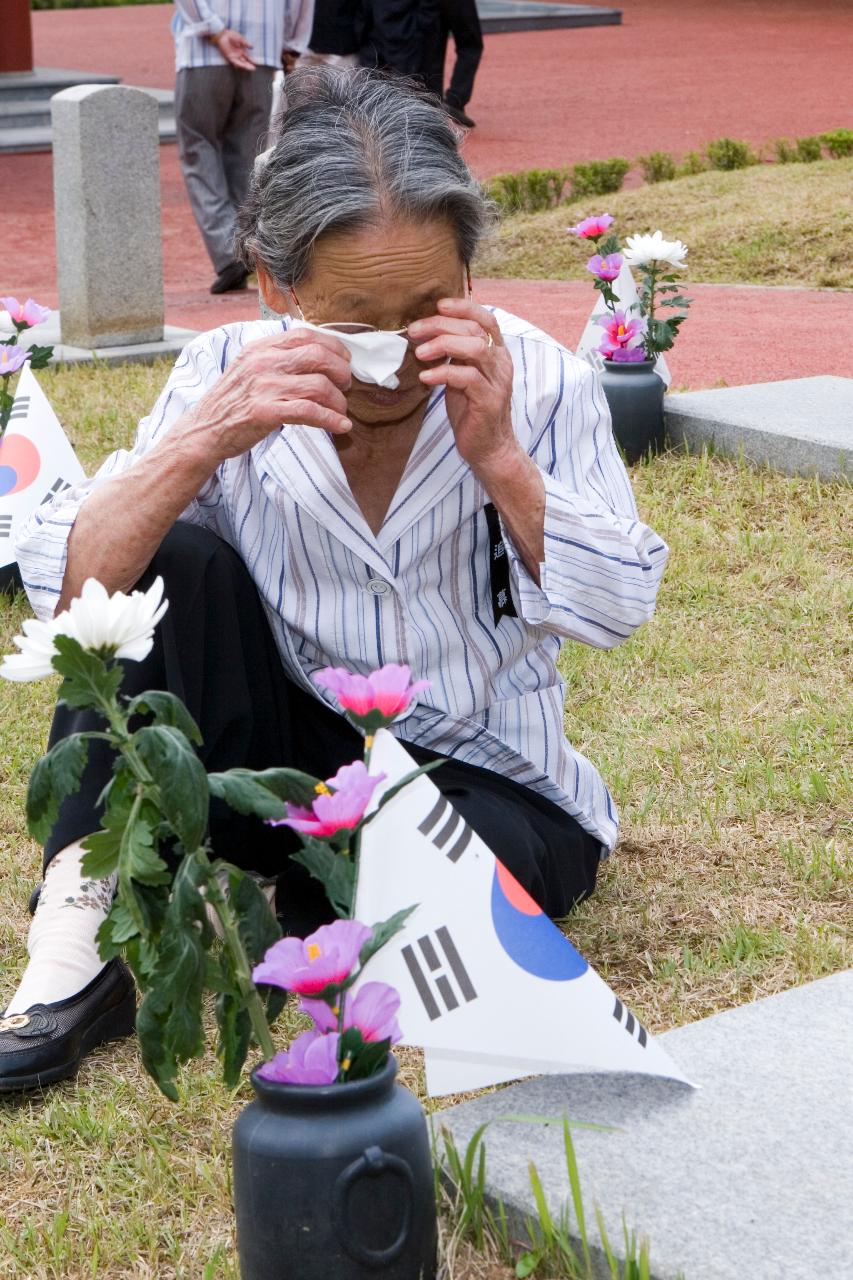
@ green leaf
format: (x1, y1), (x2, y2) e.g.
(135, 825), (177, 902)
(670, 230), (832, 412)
(52, 634), (123, 711)
(215, 987), (253, 1089)
(134, 723), (209, 852)
(127, 690), (203, 745)
(208, 766), (319, 818)
(290, 839), (355, 917)
(214, 862), (282, 964)
(26, 733), (90, 844)
(598, 233), (621, 257)
(121, 814), (171, 886)
(135, 994), (179, 1101)
(27, 344), (54, 371)
(515, 1250), (541, 1278)
(98, 899), (141, 947)
(134, 856), (211, 1092)
(338, 1026), (390, 1082)
(358, 904), (418, 969)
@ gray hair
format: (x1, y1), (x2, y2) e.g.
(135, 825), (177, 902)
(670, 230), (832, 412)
(235, 67), (493, 287)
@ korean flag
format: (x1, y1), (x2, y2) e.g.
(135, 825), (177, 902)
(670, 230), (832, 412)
(354, 730), (693, 1097)
(0, 366), (85, 570)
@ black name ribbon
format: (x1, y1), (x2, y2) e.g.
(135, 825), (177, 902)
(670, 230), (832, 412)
(484, 502), (518, 626)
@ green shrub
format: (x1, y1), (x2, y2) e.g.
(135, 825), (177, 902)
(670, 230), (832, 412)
(819, 128), (853, 158)
(795, 136), (823, 162)
(678, 150), (707, 176)
(485, 173), (525, 214)
(524, 168), (570, 212)
(570, 157), (630, 198)
(775, 138), (797, 163)
(706, 137), (756, 170)
(485, 168), (568, 215)
(637, 151), (677, 183)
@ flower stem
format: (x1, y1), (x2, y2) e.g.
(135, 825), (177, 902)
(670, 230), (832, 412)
(200, 853), (276, 1062)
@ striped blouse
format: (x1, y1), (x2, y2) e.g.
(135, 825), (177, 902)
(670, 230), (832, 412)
(15, 309), (669, 854)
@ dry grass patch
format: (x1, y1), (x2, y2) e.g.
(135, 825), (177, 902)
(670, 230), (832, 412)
(475, 158), (853, 289)
(0, 363), (850, 1276)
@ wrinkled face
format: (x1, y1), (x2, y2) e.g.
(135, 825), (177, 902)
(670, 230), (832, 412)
(259, 217), (466, 425)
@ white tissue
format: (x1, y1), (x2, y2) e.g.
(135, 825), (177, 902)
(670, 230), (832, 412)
(290, 320), (408, 389)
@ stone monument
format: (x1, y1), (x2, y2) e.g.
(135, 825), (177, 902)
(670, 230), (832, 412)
(51, 84), (164, 349)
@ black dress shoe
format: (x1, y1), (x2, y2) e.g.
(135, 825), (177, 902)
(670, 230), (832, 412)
(0, 960), (136, 1092)
(210, 260), (250, 294)
(444, 100), (476, 129)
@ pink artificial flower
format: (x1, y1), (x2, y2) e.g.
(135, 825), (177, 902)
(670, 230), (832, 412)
(256, 1029), (341, 1085)
(595, 310), (646, 358)
(0, 344), (30, 375)
(586, 253), (623, 281)
(313, 662), (430, 730)
(269, 759), (386, 838)
(567, 214), (614, 239)
(609, 346), (648, 363)
(1, 297), (50, 328)
(252, 919), (373, 995)
(301, 981), (403, 1044)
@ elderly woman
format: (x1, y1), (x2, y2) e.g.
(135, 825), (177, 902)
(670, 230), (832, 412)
(1, 68), (668, 1091)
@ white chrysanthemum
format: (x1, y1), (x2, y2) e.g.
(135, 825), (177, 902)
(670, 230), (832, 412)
(0, 615), (69, 682)
(65, 577), (168, 661)
(0, 577), (168, 683)
(622, 230), (688, 269)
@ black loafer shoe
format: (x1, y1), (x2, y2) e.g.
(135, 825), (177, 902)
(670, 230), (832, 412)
(210, 260), (249, 294)
(444, 101), (476, 128)
(0, 960), (136, 1093)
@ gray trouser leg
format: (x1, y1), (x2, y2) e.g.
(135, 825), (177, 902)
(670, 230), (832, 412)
(175, 66), (275, 274)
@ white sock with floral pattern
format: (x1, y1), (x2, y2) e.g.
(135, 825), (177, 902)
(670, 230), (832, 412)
(5, 842), (117, 1016)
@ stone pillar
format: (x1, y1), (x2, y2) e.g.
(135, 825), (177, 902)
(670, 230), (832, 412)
(51, 84), (164, 348)
(0, 0), (34, 74)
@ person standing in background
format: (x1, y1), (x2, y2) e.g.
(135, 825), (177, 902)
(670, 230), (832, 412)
(360, 0), (440, 77)
(172, 0), (315, 294)
(300, 0), (363, 68)
(423, 0), (483, 128)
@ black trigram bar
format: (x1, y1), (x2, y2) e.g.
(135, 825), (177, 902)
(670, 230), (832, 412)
(0, 515), (12, 539)
(8, 396), (30, 422)
(40, 476), (71, 506)
(401, 926), (477, 1022)
(417, 795), (474, 864)
(612, 996), (648, 1048)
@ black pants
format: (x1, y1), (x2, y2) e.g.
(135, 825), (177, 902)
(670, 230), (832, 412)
(423, 0), (484, 109)
(45, 524), (599, 936)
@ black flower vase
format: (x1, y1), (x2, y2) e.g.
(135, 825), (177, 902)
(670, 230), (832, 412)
(599, 359), (666, 463)
(0, 561), (23, 596)
(232, 1054), (437, 1280)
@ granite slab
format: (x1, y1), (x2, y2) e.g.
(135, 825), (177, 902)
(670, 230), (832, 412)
(665, 377), (852, 480)
(436, 971), (853, 1280)
(9, 311), (196, 366)
(477, 1), (621, 33)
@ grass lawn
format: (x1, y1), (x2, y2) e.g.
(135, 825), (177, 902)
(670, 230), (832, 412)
(1, 361), (850, 1278)
(475, 158), (853, 290)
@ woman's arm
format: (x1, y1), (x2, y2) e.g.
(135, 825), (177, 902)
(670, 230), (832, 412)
(17, 326), (353, 616)
(410, 300), (668, 648)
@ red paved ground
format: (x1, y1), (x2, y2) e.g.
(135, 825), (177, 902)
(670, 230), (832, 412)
(3, 0), (852, 386)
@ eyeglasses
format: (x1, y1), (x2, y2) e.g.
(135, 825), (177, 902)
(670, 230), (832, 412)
(287, 270), (474, 337)
(289, 291), (408, 339)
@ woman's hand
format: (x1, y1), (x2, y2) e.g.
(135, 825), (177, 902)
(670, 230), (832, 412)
(408, 299), (521, 478)
(410, 299), (546, 580)
(182, 330), (353, 468)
